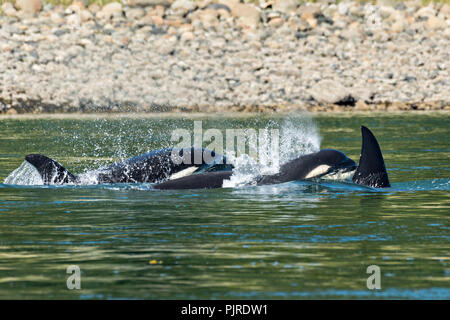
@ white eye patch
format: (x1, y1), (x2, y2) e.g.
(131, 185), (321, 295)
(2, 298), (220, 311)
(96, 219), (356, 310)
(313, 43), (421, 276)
(169, 166), (198, 180)
(305, 165), (331, 179)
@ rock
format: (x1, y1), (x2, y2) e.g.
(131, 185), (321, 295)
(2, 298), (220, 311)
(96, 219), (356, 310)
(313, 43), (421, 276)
(338, 2), (349, 16)
(426, 16), (446, 30)
(272, 0), (297, 14)
(440, 4), (450, 18)
(379, 5), (395, 19)
(67, 13), (81, 28)
(415, 6), (436, 19)
(268, 17), (284, 28)
(376, 0), (397, 7)
(305, 17), (317, 28)
(391, 19), (405, 32)
(80, 10), (93, 22)
(354, 100), (371, 111)
(97, 2), (123, 20)
(180, 31), (194, 41)
(16, 0), (42, 15)
(66, 4), (81, 14)
(170, 0), (196, 17)
(6, 108), (18, 115)
(71, 1), (85, 10)
(150, 15), (164, 25)
(1, 2), (19, 17)
(228, 2), (260, 29)
(127, 0), (171, 7)
(298, 3), (321, 20)
(88, 4), (101, 14)
(309, 80), (354, 105)
(205, 3), (231, 14)
(49, 11), (63, 24)
(147, 5), (166, 17)
(191, 8), (219, 28)
(126, 7), (145, 20)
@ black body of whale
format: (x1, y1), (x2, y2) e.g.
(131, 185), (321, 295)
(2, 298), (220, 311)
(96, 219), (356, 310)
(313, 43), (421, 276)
(154, 149), (356, 190)
(24, 147), (231, 185)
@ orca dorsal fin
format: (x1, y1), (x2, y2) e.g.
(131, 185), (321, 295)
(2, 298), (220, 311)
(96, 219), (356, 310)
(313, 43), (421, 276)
(352, 126), (390, 188)
(25, 154), (76, 185)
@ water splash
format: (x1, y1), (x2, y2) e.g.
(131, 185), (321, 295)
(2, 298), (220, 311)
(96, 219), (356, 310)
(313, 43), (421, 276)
(3, 161), (44, 185)
(224, 114), (322, 188)
(279, 115), (321, 162)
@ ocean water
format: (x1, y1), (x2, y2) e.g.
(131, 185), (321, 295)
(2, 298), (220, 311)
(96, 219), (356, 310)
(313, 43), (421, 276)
(0, 113), (448, 299)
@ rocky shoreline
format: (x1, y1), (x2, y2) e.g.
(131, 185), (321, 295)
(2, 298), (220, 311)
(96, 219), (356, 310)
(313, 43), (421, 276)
(0, 0), (449, 114)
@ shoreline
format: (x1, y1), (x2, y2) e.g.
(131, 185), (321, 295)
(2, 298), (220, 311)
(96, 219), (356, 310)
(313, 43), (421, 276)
(1, 99), (449, 115)
(1, 0), (449, 114)
(1, 109), (449, 120)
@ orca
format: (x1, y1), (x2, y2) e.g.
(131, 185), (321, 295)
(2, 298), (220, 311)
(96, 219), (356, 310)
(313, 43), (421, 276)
(24, 147), (232, 185)
(154, 126), (390, 190)
(154, 149), (356, 190)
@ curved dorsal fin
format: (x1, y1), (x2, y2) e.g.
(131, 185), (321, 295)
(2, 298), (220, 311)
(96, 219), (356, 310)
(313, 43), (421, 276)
(352, 126), (390, 188)
(25, 154), (76, 185)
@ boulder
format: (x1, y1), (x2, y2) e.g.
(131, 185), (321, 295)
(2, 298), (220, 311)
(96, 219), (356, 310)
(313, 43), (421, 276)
(309, 80), (354, 105)
(440, 4), (450, 18)
(1, 2), (19, 17)
(227, 2), (260, 29)
(272, 0), (297, 14)
(96, 2), (123, 20)
(426, 16), (446, 30)
(16, 0), (42, 15)
(170, 0), (196, 17)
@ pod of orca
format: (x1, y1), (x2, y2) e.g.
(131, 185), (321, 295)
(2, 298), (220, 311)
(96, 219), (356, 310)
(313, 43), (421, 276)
(22, 126), (390, 189)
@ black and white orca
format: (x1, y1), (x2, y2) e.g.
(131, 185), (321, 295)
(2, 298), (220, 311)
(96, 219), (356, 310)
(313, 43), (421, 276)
(24, 147), (231, 185)
(154, 126), (390, 190)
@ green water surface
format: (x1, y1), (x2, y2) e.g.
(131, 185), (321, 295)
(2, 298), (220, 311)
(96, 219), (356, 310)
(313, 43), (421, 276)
(0, 113), (448, 299)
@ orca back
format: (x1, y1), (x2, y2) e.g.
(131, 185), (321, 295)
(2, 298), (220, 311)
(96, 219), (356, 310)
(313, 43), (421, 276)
(352, 126), (390, 188)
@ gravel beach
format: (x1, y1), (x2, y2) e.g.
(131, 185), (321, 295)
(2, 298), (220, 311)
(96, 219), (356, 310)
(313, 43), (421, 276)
(0, 0), (449, 114)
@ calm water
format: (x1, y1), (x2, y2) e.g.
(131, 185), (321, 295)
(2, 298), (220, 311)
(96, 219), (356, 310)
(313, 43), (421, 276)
(0, 113), (448, 299)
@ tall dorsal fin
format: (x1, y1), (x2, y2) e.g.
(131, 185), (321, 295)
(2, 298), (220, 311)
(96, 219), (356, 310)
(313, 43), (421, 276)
(352, 126), (390, 188)
(25, 154), (76, 185)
